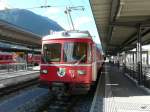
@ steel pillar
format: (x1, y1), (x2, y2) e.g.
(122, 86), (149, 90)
(124, 52), (126, 66)
(146, 51), (149, 65)
(137, 25), (143, 85)
(132, 52), (134, 77)
(132, 52), (134, 65)
(123, 52), (126, 73)
(25, 51), (28, 65)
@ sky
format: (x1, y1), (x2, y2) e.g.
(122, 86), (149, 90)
(0, 0), (101, 47)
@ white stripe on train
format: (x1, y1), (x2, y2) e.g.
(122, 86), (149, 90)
(40, 63), (92, 67)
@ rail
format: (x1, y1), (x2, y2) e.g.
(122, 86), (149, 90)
(122, 64), (150, 88)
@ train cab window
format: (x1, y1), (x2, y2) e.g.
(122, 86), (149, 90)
(43, 43), (61, 62)
(63, 42), (87, 63)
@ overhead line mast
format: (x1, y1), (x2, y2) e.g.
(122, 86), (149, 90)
(64, 6), (84, 30)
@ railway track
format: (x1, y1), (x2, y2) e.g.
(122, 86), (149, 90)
(39, 94), (79, 112)
(38, 88), (96, 112)
(39, 81), (98, 112)
(38, 72), (101, 112)
(0, 78), (39, 97)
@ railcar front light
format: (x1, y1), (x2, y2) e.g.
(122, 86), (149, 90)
(41, 69), (48, 74)
(77, 70), (86, 75)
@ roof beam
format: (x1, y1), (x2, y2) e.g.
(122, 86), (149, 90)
(110, 21), (137, 27)
(118, 28), (150, 53)
(121, 31), (137, 46)
(143, 38), (150, 45)
(108, 0), (120, 42)
(125, 28), (150, 46)
(111, 20), (150, 27)
(111, 20), (150, 53)
(120, 27), (150, 46)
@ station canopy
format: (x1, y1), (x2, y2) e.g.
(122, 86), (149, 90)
(0, 20), (41, 48)
(90, 0), (150, 55)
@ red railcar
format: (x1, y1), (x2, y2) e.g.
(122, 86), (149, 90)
(0, 52), (41, 65)
(0, 52), (13, 64)
(27, 54), (41, 65)
(40, 31), (103, 93)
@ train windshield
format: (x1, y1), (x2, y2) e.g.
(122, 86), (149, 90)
(43, 43), (61, 62)
(63, 42), (88, 63)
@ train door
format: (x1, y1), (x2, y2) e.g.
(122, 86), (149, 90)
(92, 44), (97, 81)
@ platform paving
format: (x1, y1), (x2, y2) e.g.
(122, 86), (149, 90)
(0, 71), (39, 80)
(0, 70), (40, 89)
(90, 63), (150, 112)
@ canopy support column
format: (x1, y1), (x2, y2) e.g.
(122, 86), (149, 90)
(137, 25), (143, 85)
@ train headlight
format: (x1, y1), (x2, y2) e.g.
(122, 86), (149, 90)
(41, 69), (48, 74)
(77, 70), (86, 75)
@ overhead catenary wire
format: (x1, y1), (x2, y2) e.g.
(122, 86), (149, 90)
(2, 0), (85, 31)
(23, 5), (66, 10)
(67, 0), (73, 7)
(79, 0), (101, 43)
(44, 0), (47, 6)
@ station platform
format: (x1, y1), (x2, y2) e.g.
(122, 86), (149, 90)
(0, 70), (39, 89)
(90, 63), (150, 112)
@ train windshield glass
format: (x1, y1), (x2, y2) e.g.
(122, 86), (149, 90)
(63, 42), (88, 63)
(43, 43), (61, 62)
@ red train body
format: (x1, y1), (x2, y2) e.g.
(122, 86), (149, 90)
(0, 52), (13, 64)
(27, 54), (41, 65)
(0, 52), (41, 65)
(40, 31), (103, 93)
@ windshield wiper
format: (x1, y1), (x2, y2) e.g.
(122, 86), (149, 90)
(75, 54), (86, 65)
(42, 55), (48, 63)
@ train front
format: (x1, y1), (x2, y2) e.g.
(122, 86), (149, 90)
(40, 31), (93, 93)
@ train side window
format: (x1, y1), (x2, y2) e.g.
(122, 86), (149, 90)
(7, 56), (10, 60)
(1, 55), (4, 60)
(0, 56), (2, 60)
(92, 45), (96, 62)
(6, 55), (9, 60)
(3, 55), (6, 60)
(87, 44), (92, 63)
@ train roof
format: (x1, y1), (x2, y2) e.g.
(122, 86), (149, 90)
(42, 30), (92, 40)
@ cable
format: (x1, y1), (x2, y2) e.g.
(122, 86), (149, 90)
(80, 0), (101, 43)
(23, 5), (66, 10)
(67, 0), (73, 7)
(44, 0), (47, 6)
